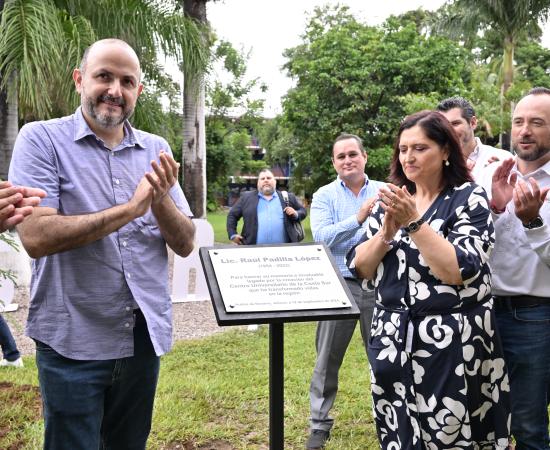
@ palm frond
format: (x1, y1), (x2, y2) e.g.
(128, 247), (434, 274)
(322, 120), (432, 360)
(53, 10), (96, 114)
(0, 0), (211, 120)
(0, 0), (66, 117)
(56, 0), (210, 89)
(439, 0), (550, 42)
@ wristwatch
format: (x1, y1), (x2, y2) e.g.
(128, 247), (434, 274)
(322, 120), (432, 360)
(523, 216), (544, 229)
(404, 218), (425, 233)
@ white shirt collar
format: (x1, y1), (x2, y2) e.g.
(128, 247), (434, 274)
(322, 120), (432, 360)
(468, 137), (483, 161)
(513, 158), (550, 179)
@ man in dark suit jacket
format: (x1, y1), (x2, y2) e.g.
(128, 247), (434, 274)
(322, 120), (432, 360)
(227, 168), (307, 245)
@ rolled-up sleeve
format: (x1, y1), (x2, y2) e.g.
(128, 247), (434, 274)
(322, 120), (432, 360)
(9, 123), (60, 210)
(447, 187), (495, 284)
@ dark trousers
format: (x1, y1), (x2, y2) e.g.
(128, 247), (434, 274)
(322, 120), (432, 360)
(494, 298), (550, 450)
(0, 313), (20, 361)
(309, 279), (375, 431)
(35, 310), (160, 450)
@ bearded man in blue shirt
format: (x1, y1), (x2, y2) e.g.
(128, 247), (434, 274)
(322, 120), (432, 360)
(227, 168), (307, 245)
(9, 39), (195, 450)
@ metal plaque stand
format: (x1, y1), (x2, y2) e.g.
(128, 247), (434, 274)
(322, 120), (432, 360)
(200, 243), (360, 449)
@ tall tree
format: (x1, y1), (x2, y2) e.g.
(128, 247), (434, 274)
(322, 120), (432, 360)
(0, 0), (17, 180)
(0, 0), (67, 177)
(0, 73), (17, 181)
(0, 0), (208, 174)
(181, 0), (211, 219)
(441, 0), (550, 93)
(282, 6), (471, 192)
(205, 40), (267, 208)
(437, 0), (550, 147)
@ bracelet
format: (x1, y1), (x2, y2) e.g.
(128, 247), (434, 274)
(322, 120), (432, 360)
(379, 233), (395, 248)
(489, 200), (505, 214)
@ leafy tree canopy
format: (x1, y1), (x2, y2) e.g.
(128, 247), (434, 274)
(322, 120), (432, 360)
(281, 5), (471, 192)
(0, 0), (209, 132)
(432, 0), (550, 148)
(205, 40), (267, 209)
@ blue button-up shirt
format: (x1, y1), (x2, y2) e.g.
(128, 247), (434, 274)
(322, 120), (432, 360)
(8, 108), (192, 360)
(310, 175), (385, 278)
(256, 193), (286, 244)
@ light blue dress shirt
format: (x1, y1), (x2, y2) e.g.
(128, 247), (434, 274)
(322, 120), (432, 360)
(256, 193), (286, 244)
(310, 175), (385, 278)
(9, 107), (192, 360)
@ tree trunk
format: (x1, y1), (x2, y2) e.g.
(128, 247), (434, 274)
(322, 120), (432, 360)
(499, 35), (514, 150)
(182, 76), (207, 218)
(181, 0), (208, 218)
(502, 36), (514, 95)
(0, 74), (18, 180)
(0, 0), (18, 180)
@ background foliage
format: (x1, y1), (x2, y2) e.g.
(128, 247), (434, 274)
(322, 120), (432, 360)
(266, 4), (550, 194)
(3, 1), (550, 200)
(0, 0), (208, 130)
(277, 6), (471, 192)
(204, 40), (268, 209)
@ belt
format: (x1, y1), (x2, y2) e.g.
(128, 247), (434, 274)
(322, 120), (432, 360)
(376, 299), (491, 353)
(493, 295), (550, 309)
(133, 308), (146, 326)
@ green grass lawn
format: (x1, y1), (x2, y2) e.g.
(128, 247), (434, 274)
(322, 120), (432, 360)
(207, 210), (313, 244)
(1, 210), (360, 449)
(207, 209), (233, 244)
(0, 323), (377, 449)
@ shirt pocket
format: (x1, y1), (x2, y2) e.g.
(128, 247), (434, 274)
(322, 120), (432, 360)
(513, 304), (550, 323)
(135, 210), (160, 238)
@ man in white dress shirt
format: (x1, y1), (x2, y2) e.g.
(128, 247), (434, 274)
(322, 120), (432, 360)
(482, 87), (550, 450)
(437, 96), (509, 180)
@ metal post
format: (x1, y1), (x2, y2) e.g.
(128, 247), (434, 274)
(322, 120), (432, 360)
(269, 322), (284, 449)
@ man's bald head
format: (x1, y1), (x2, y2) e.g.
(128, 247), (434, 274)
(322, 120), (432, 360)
(73, 38), (143, 134)
(80, 39), (141, 80)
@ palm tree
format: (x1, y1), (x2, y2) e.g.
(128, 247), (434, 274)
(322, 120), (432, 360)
(180, 0), (212, 219)
(0, 0), (209, 175)
(0, 0), (66, 178)
(0, 72), (17, 181)
(0, 0), (17, 180)
(443, 0), (550, 92)
(438, 0), (550, 147)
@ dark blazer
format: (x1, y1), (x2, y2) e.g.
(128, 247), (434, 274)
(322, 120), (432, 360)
(226, 189), (307, 244)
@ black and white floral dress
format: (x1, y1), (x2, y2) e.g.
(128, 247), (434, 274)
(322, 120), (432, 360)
(348, 183), (510, 450)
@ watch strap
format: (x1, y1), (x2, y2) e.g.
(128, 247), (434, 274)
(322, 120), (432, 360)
(523, 216), (544, 229)
(404, 218), (425, 233)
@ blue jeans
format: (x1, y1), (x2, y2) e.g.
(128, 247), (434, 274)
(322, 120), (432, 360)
(495, 301), (550, 450)
(35, 310), (160, 450)
(0, 313), (21, 361)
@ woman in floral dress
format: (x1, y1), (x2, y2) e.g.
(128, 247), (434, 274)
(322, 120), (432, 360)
(348, 111), (510, 449)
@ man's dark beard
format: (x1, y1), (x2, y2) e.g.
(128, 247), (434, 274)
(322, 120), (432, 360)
(513, 141), (550, 162)
(260, 185), (274, 195)
(85, 95), (132, 128)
